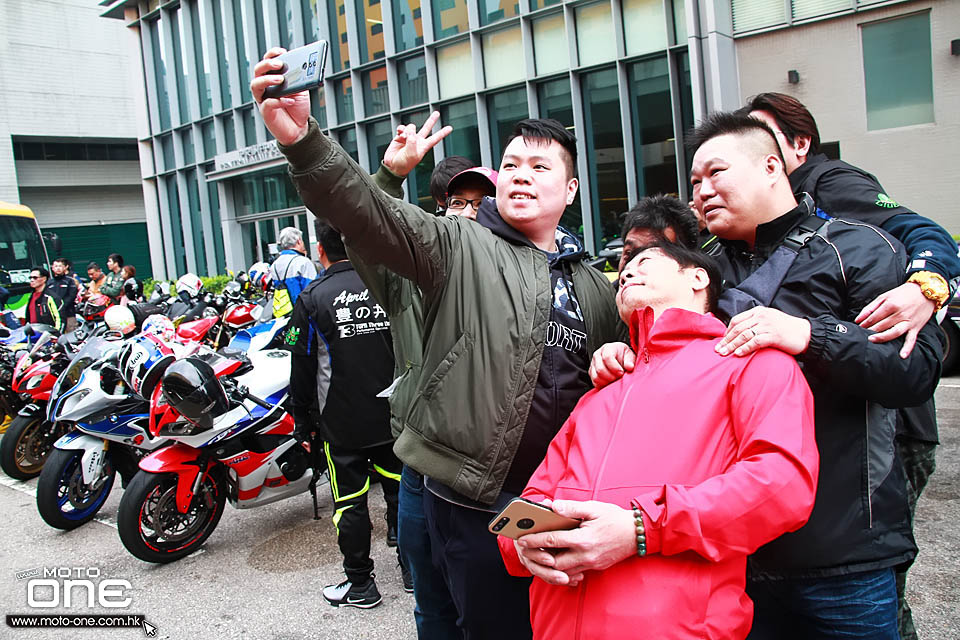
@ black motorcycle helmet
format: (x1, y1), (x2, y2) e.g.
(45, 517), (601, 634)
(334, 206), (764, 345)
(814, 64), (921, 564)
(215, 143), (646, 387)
(124, 277), (143, 301)
(161, 358), (229, 431)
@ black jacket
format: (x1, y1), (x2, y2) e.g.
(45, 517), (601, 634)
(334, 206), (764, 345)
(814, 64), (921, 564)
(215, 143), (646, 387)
(286, 261), (394, 450)
(46, 274), (78, 317)
(715, 195), (942, 577)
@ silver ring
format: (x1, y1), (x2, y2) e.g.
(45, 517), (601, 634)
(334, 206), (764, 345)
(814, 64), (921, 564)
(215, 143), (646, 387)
(746, 328), (755, 340)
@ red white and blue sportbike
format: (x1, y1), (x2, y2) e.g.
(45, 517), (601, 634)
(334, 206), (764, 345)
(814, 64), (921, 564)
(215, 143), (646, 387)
(116, 347), (321, 563)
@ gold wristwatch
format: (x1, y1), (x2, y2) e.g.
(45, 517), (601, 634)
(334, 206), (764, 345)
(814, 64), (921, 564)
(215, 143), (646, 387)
(907, 271), (950, 311)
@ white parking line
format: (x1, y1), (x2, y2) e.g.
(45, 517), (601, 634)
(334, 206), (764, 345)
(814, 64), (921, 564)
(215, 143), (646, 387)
(0, 475), (118, 529)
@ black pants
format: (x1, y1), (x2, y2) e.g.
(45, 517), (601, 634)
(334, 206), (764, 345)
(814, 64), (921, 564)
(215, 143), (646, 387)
(424, 490), (532, 640)
(323, 441), (401, 583)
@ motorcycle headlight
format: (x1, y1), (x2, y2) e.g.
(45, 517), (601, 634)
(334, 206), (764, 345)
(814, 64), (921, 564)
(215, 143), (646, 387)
(158, 420), (203, 437)
(26, 375), (44, 390)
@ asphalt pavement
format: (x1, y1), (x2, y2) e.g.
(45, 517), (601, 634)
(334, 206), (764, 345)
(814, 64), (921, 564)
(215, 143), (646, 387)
(0, 380), (958, 640)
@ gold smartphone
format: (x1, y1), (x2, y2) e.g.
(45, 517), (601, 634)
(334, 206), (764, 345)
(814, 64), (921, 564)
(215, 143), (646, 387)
(488, 497), (580, 539)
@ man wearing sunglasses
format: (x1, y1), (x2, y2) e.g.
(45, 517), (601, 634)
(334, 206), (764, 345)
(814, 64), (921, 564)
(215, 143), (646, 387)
(26, 267), (61, 330)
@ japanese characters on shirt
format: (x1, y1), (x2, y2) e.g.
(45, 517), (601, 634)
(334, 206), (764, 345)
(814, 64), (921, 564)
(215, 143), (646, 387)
(331, 288), (390, 338)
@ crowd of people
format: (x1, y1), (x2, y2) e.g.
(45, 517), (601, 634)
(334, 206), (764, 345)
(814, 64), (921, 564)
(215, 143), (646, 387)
(226, 50), (955, 640)
(0, 253), (143, 333)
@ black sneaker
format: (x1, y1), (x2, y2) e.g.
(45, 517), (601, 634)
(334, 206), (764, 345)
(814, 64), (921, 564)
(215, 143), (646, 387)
(322, 576), (382, 609)
(400, 561), (413, 593)
(386, 523), (398, 547)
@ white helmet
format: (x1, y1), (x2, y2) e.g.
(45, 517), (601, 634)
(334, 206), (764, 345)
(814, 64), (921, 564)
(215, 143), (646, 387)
(141, 314), (176, 343)
(104, 305), (136, 336)
(175, 273), (204, 298)
(248, 262), (272, 291)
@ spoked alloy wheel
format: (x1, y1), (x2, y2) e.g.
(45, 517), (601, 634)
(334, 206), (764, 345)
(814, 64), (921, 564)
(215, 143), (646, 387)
(0, 415), (59, 480)
(117, 470), (226, 563)
(36, 448), (115, 530)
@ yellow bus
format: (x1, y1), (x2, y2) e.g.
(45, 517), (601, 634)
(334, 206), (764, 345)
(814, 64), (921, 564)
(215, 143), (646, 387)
(0, 202), (52, 320)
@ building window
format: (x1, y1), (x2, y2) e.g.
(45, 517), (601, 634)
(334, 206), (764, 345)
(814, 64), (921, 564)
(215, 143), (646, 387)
(362, 66), (390, 116)
(222, 113), (237, 151)
(432, 0), (468, 40)
(278, 0), (296, 50)
(479, 0), (520, 27)
(793, 0), (848, 22)
(731, 0), (785, 34)
(393, 0), (424, 52)
(482, 26), (524, 88)
(302, 0), (320, 41)
(165, 177), (187, 275)
(328, 0), (351, 70)
(148, 19), (172, 131)
(536, 79), (580, 236)
(211, 0), (232, 108)
(159, 134), (176, 171)
(628, 56), (677, 198)
(398, 55), (428, 107)
(529, 0), (562, 10)
(532, 13), (567, 77)
(622, 0), (667, 56)
(234, 1), (253, 102)
(356, 0), (386, 63)
(672, 0), (687, 43)
(311, 87), (329, 129)
(582, 67), (627, 251)
(185, 169), (208, 275)
(440, 99), (481, 164)
(400, 109), (436, 210)
(575, 2), (616, 67)
(861, 12), (934, 131)
(366, 119), (394, 173)
(188, 0), (213, 117)
(437, 40), (475, 99)
(170, 8), (191, 124)
(201, 120), (217, 159)
(241, 108), (258, 146)
(487, 87), (528, 162)
(204, 163), (226, 271)
(335, 77), (355, 122)
(338, 127), (360, 162)
(180, 129), (196, 165)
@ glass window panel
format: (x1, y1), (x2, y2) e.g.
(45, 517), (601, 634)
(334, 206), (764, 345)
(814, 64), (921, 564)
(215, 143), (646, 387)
(441, 99), (480, 163)
(356, 0), (386, 63)
(366, 119), (394, 173)
(362, 66), (390, 116)
(487, 87), (528, 162)
(180, 129), (196, 165)
(211, 0), (232, 108)
(529, 0), (562, 9)
(400, 109), (438, 210)
(582, 67), (627, 251)
(171, 8), (191, 123)
(159, 134), (176, 171)
(677, 50), (694, 184)
(482, 26), (524, 88)
(241, 108), (257, 145)
(672, 0), (687, 43)
(576, 3), (616, 67)
(253, 0), (267, 61)
(533, 13), (567, 76)
(241, 221), (258, 264)
(185, 169), (208, 275)
(480, 0), (519, 27)
(149, 19), (172, 130)
(338, 128), (359, 162)
(628, 56), (678, 198)
(398, 56), (428, 107)
(731, 0), (785, 34)
(793, 0), (848, 21)
(536, 79), (581, 237)
(622, 0), (667, 56)
(327, 0), (351, 71)
(862, 13), (934, 131)
(259, 219), (277, 257)
(204, 164), (226, 271)
(234, 2), (253, 102)
(302, 0), (320, 40)
(165, 177), (187, 274)
(222, 113), (237, 151)
(336, 77), (355, 122)
(393, 0), (424, 52)
(311, 87), (329, 128)
(432, 0), (468, 40)
(201, 120), (217, 159)
(188, 0), (213, 117)
(278, 0), (296, 49)
(437, 40), (475, 99)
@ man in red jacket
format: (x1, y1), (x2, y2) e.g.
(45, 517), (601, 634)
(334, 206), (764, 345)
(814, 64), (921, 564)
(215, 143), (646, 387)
(499, 239), (819, 639)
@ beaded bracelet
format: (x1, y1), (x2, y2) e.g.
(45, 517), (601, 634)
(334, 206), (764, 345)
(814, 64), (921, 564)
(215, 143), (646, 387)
(633, 506), (647, 557)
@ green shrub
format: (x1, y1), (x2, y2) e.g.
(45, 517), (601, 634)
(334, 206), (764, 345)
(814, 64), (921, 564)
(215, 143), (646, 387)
(142, 274), (232, 297)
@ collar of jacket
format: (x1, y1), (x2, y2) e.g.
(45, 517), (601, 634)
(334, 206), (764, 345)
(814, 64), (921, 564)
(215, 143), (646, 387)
(719, 193), (817, 260)
(627, 306), (726, 356)
(475, 197), (585, 265)
(788, 153), (830, 193)
(316, 260), (352, 282)
(279, 249), (305, 256)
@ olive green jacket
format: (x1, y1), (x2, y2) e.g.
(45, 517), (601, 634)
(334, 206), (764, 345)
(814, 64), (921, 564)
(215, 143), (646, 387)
(280, 118), (623, 505)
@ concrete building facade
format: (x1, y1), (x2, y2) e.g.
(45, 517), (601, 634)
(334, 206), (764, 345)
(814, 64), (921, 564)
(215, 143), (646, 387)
(1, 0), (153, 277)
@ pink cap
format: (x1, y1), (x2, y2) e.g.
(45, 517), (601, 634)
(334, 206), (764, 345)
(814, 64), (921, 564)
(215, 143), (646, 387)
(446, 167), (498, 198)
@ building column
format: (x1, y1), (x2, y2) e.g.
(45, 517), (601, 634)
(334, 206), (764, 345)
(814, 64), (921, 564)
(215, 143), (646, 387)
(687, 0), (741, 119)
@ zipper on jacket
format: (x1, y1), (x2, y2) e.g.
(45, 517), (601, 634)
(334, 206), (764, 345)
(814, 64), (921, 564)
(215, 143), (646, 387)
(864, 402), (873, 528)
(639, 346), (650, 364)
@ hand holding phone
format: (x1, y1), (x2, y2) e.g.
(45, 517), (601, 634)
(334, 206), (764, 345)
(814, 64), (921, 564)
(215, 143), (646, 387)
(488, 497), (581, 539)
(262, 41), (328, 99)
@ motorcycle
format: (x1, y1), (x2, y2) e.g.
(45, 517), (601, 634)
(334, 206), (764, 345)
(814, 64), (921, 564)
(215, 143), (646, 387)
(0, 330), (71, 479)
(35, 336), (167, 530)
(116, 347), (321, 563)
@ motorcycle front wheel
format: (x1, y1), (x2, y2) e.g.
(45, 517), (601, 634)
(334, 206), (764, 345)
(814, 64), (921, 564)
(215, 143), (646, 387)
(36, 448), (115, 530)
(0, 414), (55, 480)
(117, 469), (226, 563)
